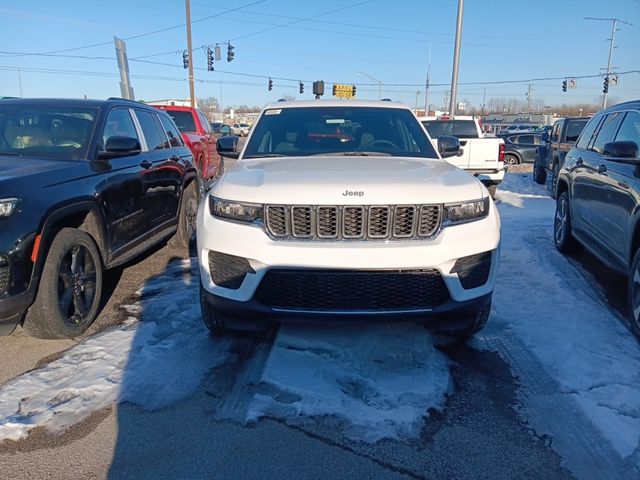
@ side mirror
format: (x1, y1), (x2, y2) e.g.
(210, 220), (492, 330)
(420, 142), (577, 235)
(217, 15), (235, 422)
(216, 135), (240, 159)
(437, 135), (461, 158)
(603, 141), (639, 161)
(220, 125), (232, 135)
(98, 136), (141, 159)
(541, 133), (549, 142)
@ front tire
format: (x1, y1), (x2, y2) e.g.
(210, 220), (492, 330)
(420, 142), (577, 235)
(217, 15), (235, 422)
(554, 190), (578, 253)
(171, 181), (199, 250)
(450, 298), (492, 339)
(200, 285), (229, 335)
(627, 250), (640, 340)
(24, 228), (103, 339)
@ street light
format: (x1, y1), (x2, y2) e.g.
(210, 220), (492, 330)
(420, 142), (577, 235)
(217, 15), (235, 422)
(355, 71), (383, 99)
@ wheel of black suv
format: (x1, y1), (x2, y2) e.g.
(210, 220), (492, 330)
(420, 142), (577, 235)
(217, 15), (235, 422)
(450, 298), (492, 339)
(554, 190), (578, 253)
(199, 285), (229, 335)
(533, 166), (547, 185)
(504, 154), (519, 166)
(627, 250), (640, 340)
(24, 228), (103, 339)
(172, 181), (199, 250)
(550, 163), (560, 199)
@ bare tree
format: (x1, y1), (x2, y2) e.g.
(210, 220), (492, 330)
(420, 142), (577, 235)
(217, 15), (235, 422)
(197, 96), (220, 118)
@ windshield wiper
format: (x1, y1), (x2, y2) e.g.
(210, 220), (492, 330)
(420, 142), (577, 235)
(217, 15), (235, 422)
(311, 151), (392, 157)
(243, 153), (287, 158)
(0, 151), (22, 157)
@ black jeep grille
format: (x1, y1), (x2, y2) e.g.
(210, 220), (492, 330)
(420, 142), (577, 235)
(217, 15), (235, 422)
(253, 269), (450, 312)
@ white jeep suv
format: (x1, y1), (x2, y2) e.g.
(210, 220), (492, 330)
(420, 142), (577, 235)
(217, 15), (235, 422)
(197, 100), (501, 337)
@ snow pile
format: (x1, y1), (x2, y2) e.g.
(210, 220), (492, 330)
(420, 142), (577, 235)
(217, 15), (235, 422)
(0, 259), (231, 442)
(247, 323), (452, 443)
(497, 170), (549, 199)
(491, 179), (640, 465)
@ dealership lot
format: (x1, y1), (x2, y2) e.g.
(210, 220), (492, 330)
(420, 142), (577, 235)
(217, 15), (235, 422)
(0, 172), (638, 480)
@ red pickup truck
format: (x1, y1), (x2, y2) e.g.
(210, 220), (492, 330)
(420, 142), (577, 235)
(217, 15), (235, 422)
(152, 105), (222, 189)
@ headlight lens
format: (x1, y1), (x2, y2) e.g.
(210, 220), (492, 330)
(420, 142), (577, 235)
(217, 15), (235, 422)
(0, 198), (19, 218)
(444, 197), (490, 225)
(209, 196), (263, 223)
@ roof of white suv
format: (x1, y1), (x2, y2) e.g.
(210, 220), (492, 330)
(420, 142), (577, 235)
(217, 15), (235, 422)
(263, 99), (408, 110)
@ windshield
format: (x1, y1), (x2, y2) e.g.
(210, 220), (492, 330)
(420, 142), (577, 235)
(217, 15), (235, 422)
(0, 104), (98, 159)
(165, 110), (196, 133)
(243, 106), (438, 159)
(422, 120), (479, 139)
(565, 119), (588, 143)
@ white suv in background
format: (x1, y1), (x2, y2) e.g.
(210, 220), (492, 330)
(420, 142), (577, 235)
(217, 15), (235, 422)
(231, 123), (250, 136)
(197, 100), (501, 337)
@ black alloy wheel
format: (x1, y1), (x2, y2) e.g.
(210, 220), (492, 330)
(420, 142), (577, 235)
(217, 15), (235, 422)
(58, 243), (98, 326)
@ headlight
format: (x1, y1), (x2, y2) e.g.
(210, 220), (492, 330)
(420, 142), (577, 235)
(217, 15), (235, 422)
(209, 196), (263, 223)
(444, 197), (489, 225)
(0, 198), (19, 218)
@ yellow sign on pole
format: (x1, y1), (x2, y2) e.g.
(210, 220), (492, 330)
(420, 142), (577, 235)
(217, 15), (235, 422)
(332, 84), (356, 98)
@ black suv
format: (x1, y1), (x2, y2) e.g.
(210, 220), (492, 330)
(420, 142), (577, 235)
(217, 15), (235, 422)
(533, 117), (590, 195)
(554, 100), (640, 337)
(0, 98), (198, 338)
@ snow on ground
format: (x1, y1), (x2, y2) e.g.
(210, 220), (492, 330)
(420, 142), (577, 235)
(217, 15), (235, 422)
(248, 323), (452, 443)
(489, 173), (640, 469)
(497, 169), (549, 198)
(0, 259), (232, 442)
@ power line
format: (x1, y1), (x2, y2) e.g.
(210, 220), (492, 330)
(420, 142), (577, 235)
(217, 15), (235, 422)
(0, 0), (265, 59)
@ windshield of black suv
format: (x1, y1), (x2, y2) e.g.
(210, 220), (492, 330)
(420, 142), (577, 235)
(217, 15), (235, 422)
(242, 106), (438, 159)
(565, 119), (589, 143)
(0, 104), (98, 160)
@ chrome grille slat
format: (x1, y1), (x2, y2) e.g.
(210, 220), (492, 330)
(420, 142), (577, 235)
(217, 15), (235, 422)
(265, 204), (442, 241)
(291, 206), (313, 238)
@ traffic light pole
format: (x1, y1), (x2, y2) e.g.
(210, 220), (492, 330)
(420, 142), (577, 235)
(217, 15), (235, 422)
(185, 0), (196, 108)
(602, 19), (617, 110)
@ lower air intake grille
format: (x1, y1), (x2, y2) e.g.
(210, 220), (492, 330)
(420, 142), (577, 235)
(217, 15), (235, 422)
(254, 269), (450, 312)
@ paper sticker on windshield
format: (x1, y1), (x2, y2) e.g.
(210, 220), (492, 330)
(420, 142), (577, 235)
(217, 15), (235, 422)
(265, 109), (281, 115)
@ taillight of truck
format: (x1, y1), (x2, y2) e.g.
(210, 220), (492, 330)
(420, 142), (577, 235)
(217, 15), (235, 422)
(498, 143), (505, 163)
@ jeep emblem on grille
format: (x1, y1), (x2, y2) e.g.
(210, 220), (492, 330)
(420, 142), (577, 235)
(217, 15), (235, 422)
(342, 190), (365, 197)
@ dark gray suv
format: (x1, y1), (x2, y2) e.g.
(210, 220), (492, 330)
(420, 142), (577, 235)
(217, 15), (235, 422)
(554, 100), (640, 338)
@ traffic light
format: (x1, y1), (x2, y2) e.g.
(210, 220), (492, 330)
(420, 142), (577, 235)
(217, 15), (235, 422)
(603, 76), (609, 94)
(182, 50), (189, 69)
(268, 78), (273, 91)
(352, 84), (357, 97)
(299, 82), (304, 94)
(207, 47), (214, 71)
(562, 80), (567, 92)
(227, 43), (235, 62)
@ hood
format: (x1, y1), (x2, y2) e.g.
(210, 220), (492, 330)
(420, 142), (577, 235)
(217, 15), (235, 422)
(0, 156), (77, 182)
(215, 156), (484, 204)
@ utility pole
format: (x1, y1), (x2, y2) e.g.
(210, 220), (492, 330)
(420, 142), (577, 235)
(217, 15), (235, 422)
(424, 44), (431, 116)
(185, 0), (196, 108)
(481, 86), (486, 116)
(17, 68), (23, 97)
(415, 91), (420, 114)
(449, 0), (464, 116)
(584, 16), (632, 109)
(526, 84), (532, 112)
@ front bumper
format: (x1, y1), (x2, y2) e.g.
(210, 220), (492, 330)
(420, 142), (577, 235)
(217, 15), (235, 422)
(197, 196), (500, 324)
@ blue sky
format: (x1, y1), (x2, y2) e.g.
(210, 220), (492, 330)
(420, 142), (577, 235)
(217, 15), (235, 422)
(0, 0), (638, 110)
